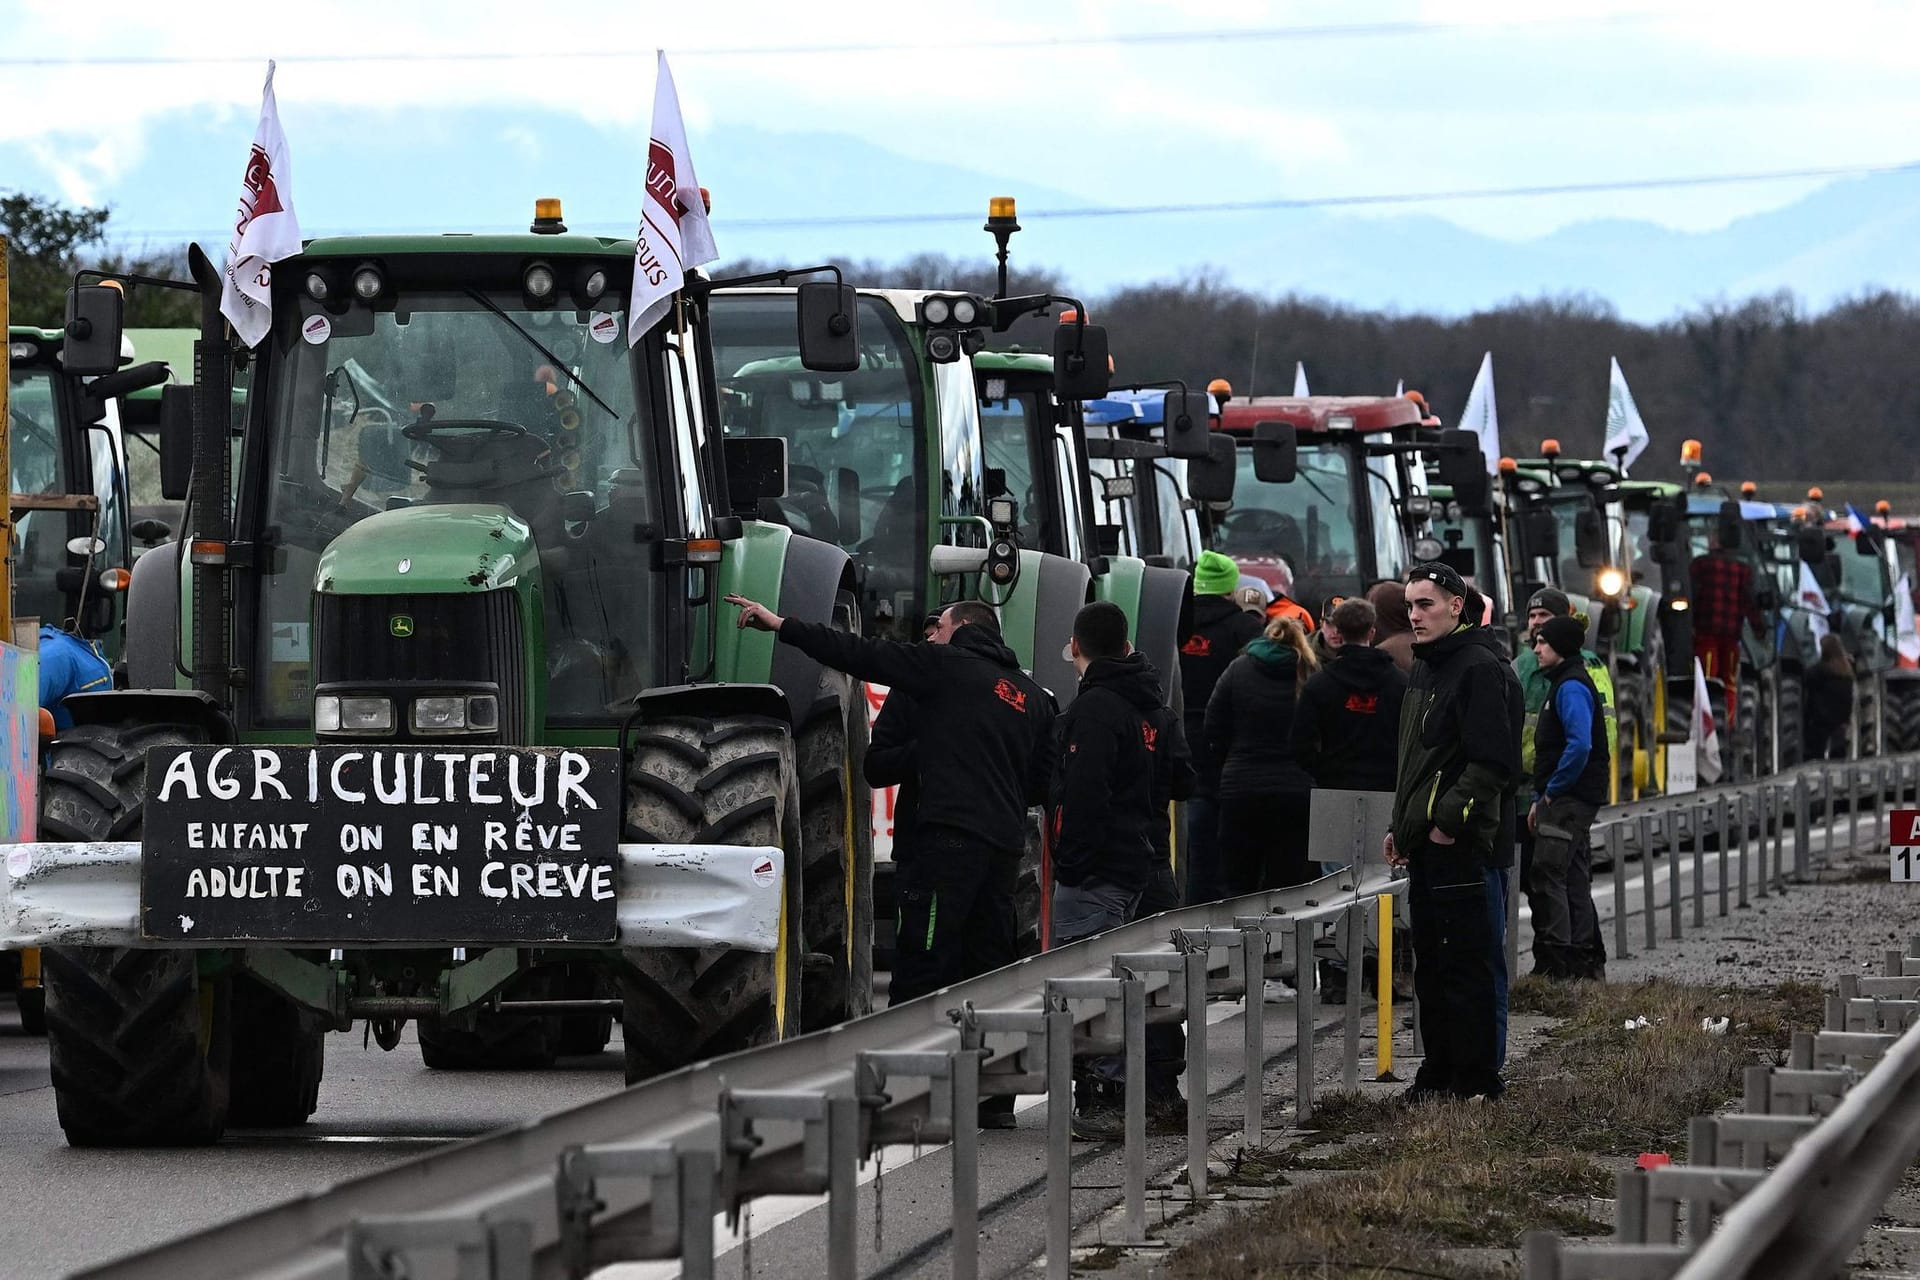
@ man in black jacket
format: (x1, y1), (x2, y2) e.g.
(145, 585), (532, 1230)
(727, 594), (1056, 1014)
(1179, 551), (1266, 903)
(1051, 600), (1173, 1138)
(1383, 564), (1523, 1103)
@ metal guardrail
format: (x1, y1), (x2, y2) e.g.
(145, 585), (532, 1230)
(79, 754), (1918, 1280)
(1524, 937), (1920, 1280)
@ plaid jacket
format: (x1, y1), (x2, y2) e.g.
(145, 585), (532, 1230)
(1688, 551), (1758, 638)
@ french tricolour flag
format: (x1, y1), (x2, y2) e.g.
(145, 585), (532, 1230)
(1845, 502), (1872, 536)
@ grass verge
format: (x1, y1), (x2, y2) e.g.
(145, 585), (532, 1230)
(1168, 976), (1824, 1279)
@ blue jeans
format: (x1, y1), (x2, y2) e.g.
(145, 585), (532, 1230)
(1487, 866), (1509, 1070)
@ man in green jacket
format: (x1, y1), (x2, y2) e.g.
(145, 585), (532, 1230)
(1384, 563), (1523, 1103)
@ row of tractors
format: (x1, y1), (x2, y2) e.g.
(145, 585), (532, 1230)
(4, 192), (1913, 1149)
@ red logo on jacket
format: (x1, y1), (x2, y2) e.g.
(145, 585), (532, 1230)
(1142, 723), (1159, 752)
(1180, 634), (1212, 657)
(1344, 693), (1380, 715)
(993, 678), (1027, 712)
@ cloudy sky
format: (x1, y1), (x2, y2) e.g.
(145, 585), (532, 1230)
(4, 0), (1917, 269)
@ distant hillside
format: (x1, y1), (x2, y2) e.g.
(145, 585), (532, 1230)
(6, 106), (1916, 321)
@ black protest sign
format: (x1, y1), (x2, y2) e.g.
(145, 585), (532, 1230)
(139, 745), (621, 943)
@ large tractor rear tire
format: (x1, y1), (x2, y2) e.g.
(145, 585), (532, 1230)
(619, 715), (803, 1085)
(17, 985), (45, 1036)
(795, 614), (874, 1031)
(229, 974), (324, 1126)
(39, 720), (234, 1147)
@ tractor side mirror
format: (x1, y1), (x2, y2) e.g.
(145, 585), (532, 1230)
(159, 385), (195, 502)
(1525, 509), (1560, 560)
(1574, 508), (1607, 568)
(1251, 421), (1297, 484)
(1052, 323), (1111, 400)
(1647, 503), (1678, 545)
(1161, 388), (1210, 459)
(1434, 429), (1490, 513)
(1855, 530), (1881, 557)
(725, 436), (789, 509)
(1186, 434), (1238, 504)
(62, 285), (126, 376)
(1440, 546), (1477, 580)
(797, 282), (860, 373)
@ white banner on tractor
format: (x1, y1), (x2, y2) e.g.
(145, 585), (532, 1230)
(1683, 656), (1721, 789)
(220, 61), (302, 349)
(1897, 574), (1920, 668)
(1603, 356), (1651, 475)
(1457, 350), (1500, 475)
(629, 51), (718, 345)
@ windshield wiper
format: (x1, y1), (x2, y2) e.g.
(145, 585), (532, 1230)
(461, 289), (618, 420)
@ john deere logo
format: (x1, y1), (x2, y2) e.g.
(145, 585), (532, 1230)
(390, 615), (414, 638)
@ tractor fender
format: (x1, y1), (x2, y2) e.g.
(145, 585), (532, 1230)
(625, 682), (792, 727)
(123, 541), (185, 692)
(60, 689), (235, 742)
(1005, 550), (1091, 710)
(770, 532), (856, 724)
(1134, 563), (1194, 714)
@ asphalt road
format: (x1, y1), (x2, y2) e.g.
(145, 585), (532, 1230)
(0, 803), (1881, 1279)
(0, 1014), (626, 1278)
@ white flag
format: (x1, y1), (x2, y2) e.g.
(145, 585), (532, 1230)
(220, 61), (302, 349)
(1394, 378), (1405, 396)
(1692, 657), (1723, 786)
(1797, 561), (1831, 645)
(630, 52), (719, 345)
(1456, 351), (1500, 476)
(1292, 361), (1310, 396)
(1603, 356), (1650, 475)
(1896, 574), (1919, 668)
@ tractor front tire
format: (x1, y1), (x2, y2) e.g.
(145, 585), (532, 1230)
(1886, 678), (1920, 754)
(619, 715), (803, 1085)
(419, 971), (560, 1071)
(795, 640), (874, 1031)
(39, 719), (233, 1147)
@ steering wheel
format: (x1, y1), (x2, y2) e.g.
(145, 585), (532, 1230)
(403, 417), (531, 442)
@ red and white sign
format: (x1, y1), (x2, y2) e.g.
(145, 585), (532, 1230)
(628, 52), (718, 346)
(1891, 811), (1920, 847)
(220, 61), (302, 349)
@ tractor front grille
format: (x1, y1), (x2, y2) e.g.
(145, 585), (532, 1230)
(313, 589), (526, 741)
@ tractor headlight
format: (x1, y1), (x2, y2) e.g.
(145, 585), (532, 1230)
(315, 694), (394, 734)
(922, 296), (951, 325)
(951, 296), (979, 325)
(351, 265), (384, 300)
(410, 694), (499, 735)
(1596, 567), (1627, 599)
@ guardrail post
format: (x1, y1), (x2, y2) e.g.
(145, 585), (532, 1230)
(1854, 762), (1867, 852)
(1638, 812), (1658, 951)
(556, 1143), (717, 1278)
(1667, 803), (1685, 941)
(854, 1046), (978, 1279)
(1046, 992), (1073, 1280)
(717, 1089), (859, 1280)
(1692, 799), (1707, 929)
(1615, 1167), (1649, 1243)
(1178, 929), (1212, 1196)
(1794, 771), (1811, 881)
(1341, 902), (1363, 1093)
(1239, 920), (1268, 1146)
(1121, 972), (1147, 1245)
(1736, 789), (1751, 911)
(1728, 794), (1743, 917)
(1293, 915), (1318, 1124)
(1755, 786), (1772, 900)
(1609, 822), (1631, 962)
(1825, 761), (1840, 864)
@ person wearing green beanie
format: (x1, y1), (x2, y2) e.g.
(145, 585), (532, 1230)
(1179, 550), (1265, 903)
(1192, 550), (1240, 597)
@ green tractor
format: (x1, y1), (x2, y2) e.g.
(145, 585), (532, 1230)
(708, 285), (1116, 956)
(15, 204), (875, 1145)
(1511, 443), (1679, 801)
(6, 325), (170, 1036)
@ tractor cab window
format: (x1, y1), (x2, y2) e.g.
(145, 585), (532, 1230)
(6, 364), (74, 629)
(256, 290), (657, 724)
(1219, 440), (1360, 611)
(978, 388), (1052, 556)
(711, 294), (925, 640)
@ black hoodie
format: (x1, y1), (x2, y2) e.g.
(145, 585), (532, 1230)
(776, 619), (1056, 850)
(1050, 652), (1164, 891)
(1291, 644), (1408, 792)
(1179, 594), (1266, 788)
(1204, 639), (1317, 802)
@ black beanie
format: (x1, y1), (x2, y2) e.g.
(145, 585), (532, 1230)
(1527, 587), (1571, 617)
(1538, 615), (1586, 662)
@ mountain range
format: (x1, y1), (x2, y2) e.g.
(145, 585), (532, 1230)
(9, 105), (1915, 322)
